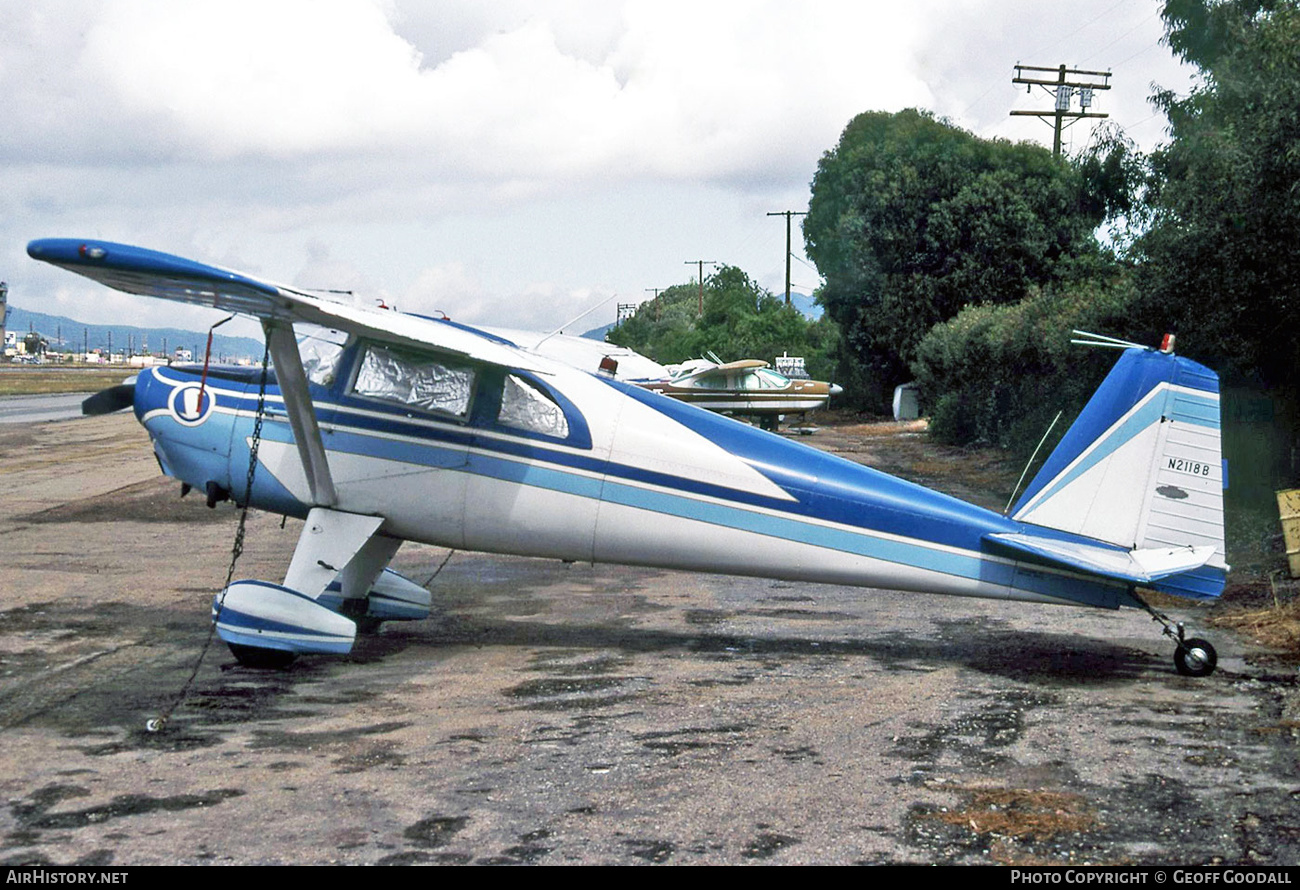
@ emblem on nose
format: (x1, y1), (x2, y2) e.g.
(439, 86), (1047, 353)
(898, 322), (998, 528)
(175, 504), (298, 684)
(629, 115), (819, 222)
(168, 383), (215, 426)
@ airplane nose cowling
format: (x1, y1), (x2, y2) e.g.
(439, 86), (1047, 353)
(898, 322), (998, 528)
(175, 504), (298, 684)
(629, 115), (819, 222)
(132, 367), (238, 504)
(829, 383), (844, 397)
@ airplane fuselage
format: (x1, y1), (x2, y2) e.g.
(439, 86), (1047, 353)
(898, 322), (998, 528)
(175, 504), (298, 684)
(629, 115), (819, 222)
(135, 337), (1137, 614)
(27, 238), (1228, 675)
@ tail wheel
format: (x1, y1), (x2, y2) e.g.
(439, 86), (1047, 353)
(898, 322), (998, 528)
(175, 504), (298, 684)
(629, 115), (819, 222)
(1174, 638), (1217, 677)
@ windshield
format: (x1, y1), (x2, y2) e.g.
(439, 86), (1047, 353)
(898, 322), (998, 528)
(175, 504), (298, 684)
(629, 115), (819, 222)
(296, 325), (350, 387)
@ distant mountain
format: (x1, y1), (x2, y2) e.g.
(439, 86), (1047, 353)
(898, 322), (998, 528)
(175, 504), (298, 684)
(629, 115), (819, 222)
(785, 290), (823, 321)
(581, 322), (614, 341)
(5, 306), (264, 361)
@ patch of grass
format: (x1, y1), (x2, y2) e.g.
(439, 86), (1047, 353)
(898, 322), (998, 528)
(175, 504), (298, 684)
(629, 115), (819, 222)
(836, 419), (929, 438)
(1210, 576), (1300, 660)
(925, 786), (1098, 840)
(0, 367), (135, 396)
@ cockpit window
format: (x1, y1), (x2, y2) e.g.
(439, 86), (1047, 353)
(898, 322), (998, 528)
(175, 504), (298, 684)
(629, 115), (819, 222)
(352, 343), (476, 418)
(755, 369), (790, 389)
(297, 325), (349, 387)
(498, 375), (569, 438)
(688, 372), (727, 390)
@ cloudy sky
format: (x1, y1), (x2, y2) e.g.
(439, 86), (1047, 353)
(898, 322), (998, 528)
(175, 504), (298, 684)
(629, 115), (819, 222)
(2, 0), (1195, 341)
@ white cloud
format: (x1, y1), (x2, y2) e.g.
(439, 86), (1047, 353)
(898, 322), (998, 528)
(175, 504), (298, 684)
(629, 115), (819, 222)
(1, 0), (1192, 338)
(400, 261), (608, 332)
(401, 261), (483, 319)
(20, 0), (934, 182)
(916, 0), (1194, 153)
(77, 0), (424, 157)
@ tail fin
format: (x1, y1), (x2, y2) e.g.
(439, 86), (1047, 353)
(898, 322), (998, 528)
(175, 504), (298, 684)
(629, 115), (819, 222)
(1010, 346), (1227, 599)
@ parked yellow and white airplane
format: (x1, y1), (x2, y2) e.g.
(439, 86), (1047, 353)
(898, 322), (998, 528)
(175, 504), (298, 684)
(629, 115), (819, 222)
(637, 358), (841, 430)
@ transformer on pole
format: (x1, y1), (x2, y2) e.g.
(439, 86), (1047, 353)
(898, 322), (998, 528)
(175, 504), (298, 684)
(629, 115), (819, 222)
(1011, 64), (1111, 156)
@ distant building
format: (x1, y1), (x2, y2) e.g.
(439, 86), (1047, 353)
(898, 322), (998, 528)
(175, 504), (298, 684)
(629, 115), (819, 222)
(129, 354), (166, 368)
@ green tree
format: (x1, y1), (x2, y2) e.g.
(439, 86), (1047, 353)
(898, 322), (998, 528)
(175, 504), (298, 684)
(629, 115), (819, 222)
(803, 109), (1118, 409)
(1134, 0), (1300, 400)
(607, 266), (835, 380)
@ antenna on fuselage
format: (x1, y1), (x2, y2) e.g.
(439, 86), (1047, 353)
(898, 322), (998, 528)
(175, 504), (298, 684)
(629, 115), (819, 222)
(1069, 329), (1149, 350)
(534, 293), (620, 348)
(1005, 409), (1063, 516)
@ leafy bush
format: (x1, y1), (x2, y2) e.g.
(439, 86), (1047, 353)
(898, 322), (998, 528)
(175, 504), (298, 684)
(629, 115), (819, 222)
(911, 277), (1138, 454)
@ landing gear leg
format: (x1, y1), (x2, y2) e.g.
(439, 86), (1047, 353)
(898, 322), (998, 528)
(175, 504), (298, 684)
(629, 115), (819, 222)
(1130, 588), (1218, 677)
(339, 596), (383, 634)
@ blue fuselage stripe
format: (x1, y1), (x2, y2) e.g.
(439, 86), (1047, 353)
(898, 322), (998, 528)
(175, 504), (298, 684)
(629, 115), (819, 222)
(141, 366), (1147, 605)
(298, 413), (1100, 597)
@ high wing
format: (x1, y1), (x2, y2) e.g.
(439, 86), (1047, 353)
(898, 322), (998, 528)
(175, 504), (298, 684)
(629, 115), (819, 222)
(26, 239), (547, 374)
(482, 326), (671, 381)
(27, 238), (549, 507)
(671, 359), (767, 384)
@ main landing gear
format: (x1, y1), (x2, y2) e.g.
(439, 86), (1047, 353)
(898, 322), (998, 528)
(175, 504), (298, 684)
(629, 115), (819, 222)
(228, 643), (298, 670)
(1132, 589), (1218, 677)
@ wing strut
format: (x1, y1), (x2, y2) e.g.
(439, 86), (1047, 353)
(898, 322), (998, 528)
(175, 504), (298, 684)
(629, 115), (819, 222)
(262, 320), (337, 507)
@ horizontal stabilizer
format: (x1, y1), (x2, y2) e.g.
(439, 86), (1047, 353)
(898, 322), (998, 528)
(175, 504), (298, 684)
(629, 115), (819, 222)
(984, 532), (1216, 586)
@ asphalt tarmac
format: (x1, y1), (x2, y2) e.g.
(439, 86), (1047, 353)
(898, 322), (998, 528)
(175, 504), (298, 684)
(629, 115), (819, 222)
(0, 393), (86, 425)
(1, 413), (1297, 865)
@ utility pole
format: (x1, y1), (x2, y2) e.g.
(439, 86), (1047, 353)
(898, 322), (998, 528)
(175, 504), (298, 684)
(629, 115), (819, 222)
(766, 210), (806, 305)
(684, 260), (717, 316)
(1011, 64), (1110, 157)
(645, 287), (663, 321)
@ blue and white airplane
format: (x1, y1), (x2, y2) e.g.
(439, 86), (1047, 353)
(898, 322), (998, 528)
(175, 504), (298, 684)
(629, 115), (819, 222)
(29, 239), (1229, 676)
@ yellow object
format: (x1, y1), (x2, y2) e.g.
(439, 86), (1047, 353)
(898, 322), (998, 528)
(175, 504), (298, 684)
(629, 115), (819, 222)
(1276, 489), (1300, 577)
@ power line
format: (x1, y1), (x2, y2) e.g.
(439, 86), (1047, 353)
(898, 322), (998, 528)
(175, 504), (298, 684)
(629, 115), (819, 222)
(684, 260), (717, 316)
(1019, 0), (1131, 62)
(766, 210), (807, 305)
(1079, 10), (1160, 66)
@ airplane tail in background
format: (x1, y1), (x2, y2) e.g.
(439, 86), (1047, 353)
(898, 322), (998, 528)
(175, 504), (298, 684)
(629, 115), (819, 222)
(1008, 345), (1227, 600)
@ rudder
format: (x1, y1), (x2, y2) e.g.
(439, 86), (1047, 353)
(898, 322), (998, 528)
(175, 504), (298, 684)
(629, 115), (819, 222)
(1010, 346), (1226, 598)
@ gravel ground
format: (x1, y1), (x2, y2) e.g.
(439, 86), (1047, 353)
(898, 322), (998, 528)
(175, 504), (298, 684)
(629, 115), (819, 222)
(0, 413), (1296, 865)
